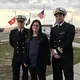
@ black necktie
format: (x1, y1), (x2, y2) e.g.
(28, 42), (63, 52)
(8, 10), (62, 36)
(20, 29), (22, 33)
(58, 24), (60, 28)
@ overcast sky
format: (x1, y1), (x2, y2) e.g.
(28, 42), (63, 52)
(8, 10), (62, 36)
(0, 0), (80, 10)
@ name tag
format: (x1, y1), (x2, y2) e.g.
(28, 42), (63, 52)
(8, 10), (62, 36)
(60, 32), (65, 34)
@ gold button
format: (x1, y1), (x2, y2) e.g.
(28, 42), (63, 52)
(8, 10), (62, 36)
(17, 42), (18, 44)
(22, 51), (24, 53)
(22, 43), (24, 44)
(54, 41), (55, 42)
(59, 40), (61, 42)
(54, 46), (56, 47)
(17, 51), (19, 53)
(22, 47), (24, 49)
(17, 47), (18, 49)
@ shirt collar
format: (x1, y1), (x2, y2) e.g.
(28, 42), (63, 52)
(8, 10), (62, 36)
(54, 21), (64, 27)
(18, 28), (24, 32)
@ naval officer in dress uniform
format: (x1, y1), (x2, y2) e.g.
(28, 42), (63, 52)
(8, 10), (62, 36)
(50, 7), (75, 80)
(9, 15), (28, 80)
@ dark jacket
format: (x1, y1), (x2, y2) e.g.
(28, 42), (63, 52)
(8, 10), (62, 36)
(50, 22), (75, 65)
(9, 28), (28, 63)
(24, 33), (51, 67)
(50, 22), (75, 53)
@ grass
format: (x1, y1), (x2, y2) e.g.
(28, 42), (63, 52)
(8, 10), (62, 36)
(74, 47), (80, 64)
(74, 38), (80, 43)
(0, 42), (80, 79)
(0, 42), (13, 80)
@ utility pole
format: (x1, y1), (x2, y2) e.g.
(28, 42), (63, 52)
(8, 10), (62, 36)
(43, 4), (45, 24)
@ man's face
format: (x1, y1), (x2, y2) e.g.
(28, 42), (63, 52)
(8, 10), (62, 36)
(55, 14), (65, 23)
(17, 20), (25, 29)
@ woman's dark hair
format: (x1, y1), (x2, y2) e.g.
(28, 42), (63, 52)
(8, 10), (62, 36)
(27, 19), (42, 41)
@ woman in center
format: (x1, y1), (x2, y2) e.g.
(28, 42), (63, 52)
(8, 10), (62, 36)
(24, 19), (51, 80)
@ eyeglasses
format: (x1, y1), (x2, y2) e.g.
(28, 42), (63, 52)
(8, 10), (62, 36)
(33, 25), (39, 27)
